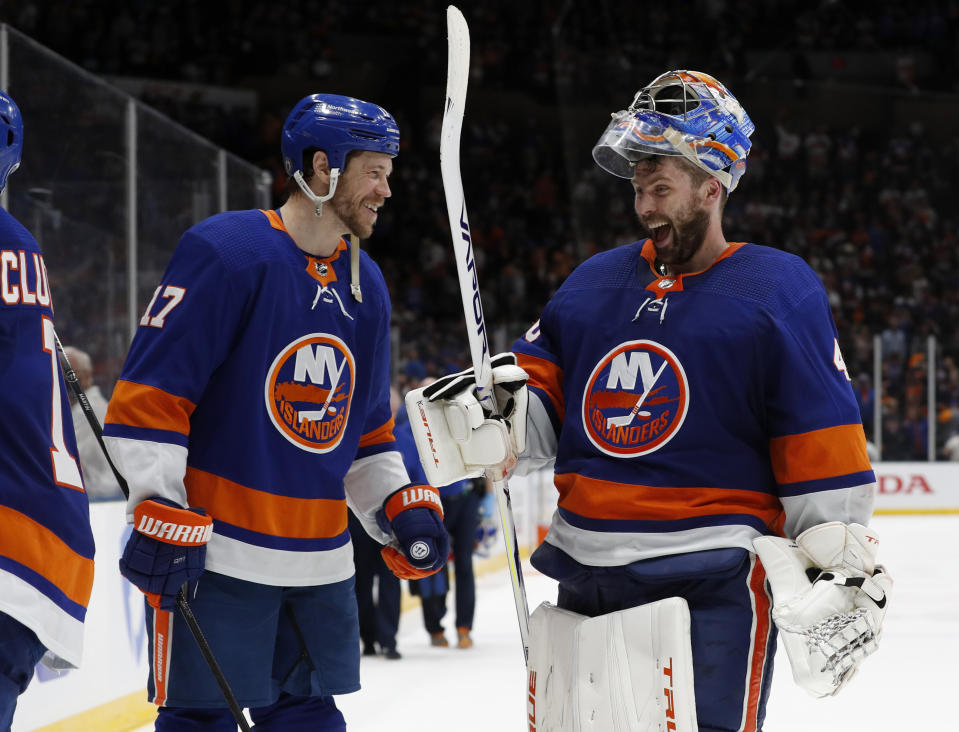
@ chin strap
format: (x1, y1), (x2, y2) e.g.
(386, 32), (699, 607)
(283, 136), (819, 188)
(293, 168), (340, 217)
(293, 167), (362, 303)
(348, 234), (362, 303)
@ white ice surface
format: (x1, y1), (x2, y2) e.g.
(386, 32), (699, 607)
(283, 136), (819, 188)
(134, 514), (955, 730)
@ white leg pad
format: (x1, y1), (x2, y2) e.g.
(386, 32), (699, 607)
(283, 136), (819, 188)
(527, 598), (698, 731)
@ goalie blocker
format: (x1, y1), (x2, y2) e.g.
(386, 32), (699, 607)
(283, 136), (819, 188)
(527, 598), (697, 732)
(405, 353), (529, 487)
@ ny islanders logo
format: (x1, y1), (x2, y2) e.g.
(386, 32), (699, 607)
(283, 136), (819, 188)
(265, 333), (355, 453)
(582, 340), (688, 457)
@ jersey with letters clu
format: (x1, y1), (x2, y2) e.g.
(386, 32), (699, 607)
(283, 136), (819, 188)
(104, 209), (408, 587)
(513, 239), (875, 573)
(0, 207), (95, 667)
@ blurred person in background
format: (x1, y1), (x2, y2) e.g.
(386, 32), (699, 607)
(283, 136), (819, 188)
(62, 346), (122, 499)
(410, 475), (485, 649)
(349, 387), (403, 660)
(395, 378), (485, 649)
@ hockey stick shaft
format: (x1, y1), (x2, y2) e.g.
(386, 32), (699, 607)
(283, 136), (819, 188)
(441, 4), (531, 663)
(54, 333), (252, 732)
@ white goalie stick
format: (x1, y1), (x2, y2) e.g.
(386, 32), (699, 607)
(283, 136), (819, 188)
(441, 5), (531, 661)
(54, 332), (252, 732)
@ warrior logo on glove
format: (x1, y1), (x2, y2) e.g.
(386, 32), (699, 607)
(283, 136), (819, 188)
(582, 340), (689, 457)
(378, 484), (449, 580)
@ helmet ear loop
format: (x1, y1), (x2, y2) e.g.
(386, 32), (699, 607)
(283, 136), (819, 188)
(293, 167), (341, 217)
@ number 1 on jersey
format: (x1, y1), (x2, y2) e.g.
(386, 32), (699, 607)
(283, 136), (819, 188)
(42, 316), (84, 490)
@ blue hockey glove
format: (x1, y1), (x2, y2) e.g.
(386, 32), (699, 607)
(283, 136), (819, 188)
(376, 484), (450, 580)
(120, 497), (213, 610)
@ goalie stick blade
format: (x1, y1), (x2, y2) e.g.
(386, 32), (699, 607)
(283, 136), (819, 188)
(440, 6), (468, 184)
(444, 6), (469, 134)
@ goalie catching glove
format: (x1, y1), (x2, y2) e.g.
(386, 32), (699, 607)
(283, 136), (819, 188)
(120, 497), (213, 610)
(753, 522), (893, 698)
(376, 484), (450, 580)
(405, 353), (529, 486)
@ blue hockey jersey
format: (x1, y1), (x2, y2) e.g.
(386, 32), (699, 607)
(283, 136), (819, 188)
(0, 207), (95, 666)
(104, 209), (409, 586)
(514, 239), (875, 570)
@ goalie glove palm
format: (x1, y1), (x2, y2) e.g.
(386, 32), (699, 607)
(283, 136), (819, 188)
(405, 353), (528, 486)
(753, 522), (892, 698)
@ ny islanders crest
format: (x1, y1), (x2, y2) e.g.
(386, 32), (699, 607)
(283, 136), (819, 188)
(582, 340), (688, 457)
(265, 333), (355, 453)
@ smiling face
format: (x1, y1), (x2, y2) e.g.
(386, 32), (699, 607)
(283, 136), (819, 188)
(330, 150), (393, 239)
(631, 156), (717, 270)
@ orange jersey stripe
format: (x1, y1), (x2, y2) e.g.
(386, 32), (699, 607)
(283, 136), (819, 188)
(554, 473), (784, 527)
(359, 417), (396, 448)
(185, 467), (347, 539)
(0, 504), (94, 607)
(515, 352), (565, 421)
(105, 380), (196, 436)
(262, 208), (286, 232)
(769, 423), (871, 485)
(151, 608), (174, 706)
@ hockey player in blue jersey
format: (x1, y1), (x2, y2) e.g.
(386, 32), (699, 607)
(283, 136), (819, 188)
(104, 94), (450, 731)
(408, 71), (893, 730)
(0, 90), (96, 729)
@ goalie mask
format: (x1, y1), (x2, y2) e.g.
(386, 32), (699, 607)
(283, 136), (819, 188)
(0, 90), (23, 193)
(592, 70), (754, 192)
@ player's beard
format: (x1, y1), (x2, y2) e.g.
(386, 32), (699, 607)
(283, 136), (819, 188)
(639, 201), (710, 268)
(331, 192), (379, 240)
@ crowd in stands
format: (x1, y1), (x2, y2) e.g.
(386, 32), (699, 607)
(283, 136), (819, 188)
(5, 0), (959, 459)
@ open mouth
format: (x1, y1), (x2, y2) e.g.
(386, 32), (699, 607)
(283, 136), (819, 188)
(648, 222), (671, 244)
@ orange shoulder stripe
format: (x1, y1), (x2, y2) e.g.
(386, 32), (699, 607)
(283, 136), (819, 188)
(185, 467), (347, 539)
(105, 380), (196, 436)
(515, 352), (564, 421)
(769, 423), (871, 485)
(0, 505), (94, 607)
(261, 209), (286, 232)
(359, 417), (396, 449)
(554, 473), (784, 528)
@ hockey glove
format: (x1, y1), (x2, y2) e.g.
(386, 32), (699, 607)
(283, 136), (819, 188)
(753, 522), (892, 698)
(405, 353), (529, 486)
(376, 484), (450, 580)
(120, 497), (213, 611)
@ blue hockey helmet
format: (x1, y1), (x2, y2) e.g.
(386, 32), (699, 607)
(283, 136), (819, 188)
(281, 93), (399, 217)
(592, 70), (754, 192)
(0, 89), (23, 192)
(281, 93), (399, 178)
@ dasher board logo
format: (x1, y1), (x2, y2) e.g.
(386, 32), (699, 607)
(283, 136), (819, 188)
(582, 340), (688, 457)
(265, 333), (355, 453)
